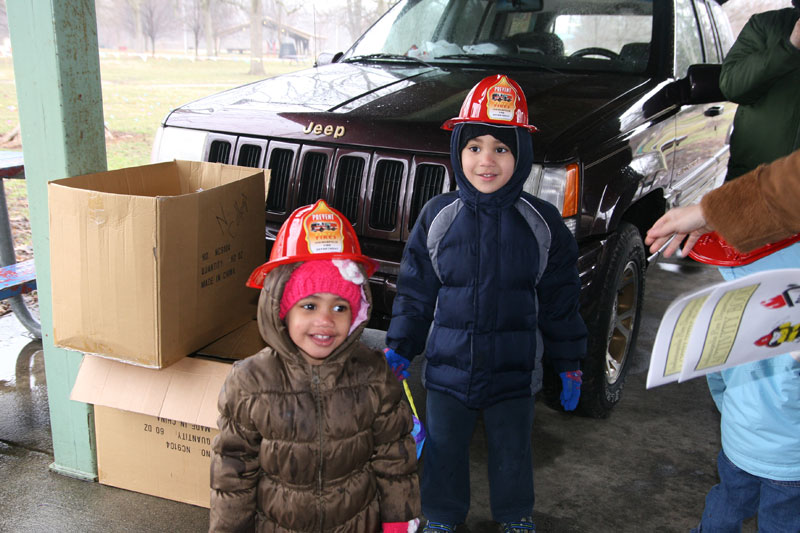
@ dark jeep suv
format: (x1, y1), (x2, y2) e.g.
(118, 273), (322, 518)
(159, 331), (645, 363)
(151, 0), (737, 417)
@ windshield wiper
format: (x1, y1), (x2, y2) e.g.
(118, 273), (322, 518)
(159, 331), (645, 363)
(343, 53), (434, 68)
(436, 53), (562, 73)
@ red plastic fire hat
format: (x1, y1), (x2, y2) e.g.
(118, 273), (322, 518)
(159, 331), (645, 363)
(247, 199), (379, 288)
(442, 74), (538, 132)
(688, 231), (800, 267)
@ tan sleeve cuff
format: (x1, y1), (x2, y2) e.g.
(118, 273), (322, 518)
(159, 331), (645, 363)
(701, 164), (788, 252)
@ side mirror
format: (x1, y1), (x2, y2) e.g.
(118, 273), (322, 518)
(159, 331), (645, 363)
(641, 64), (726, 118)
(684, 64), (725, 104)
(315, 52), (343, 67)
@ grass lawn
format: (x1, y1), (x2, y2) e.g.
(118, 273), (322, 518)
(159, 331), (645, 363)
(0, 51), (311, 280)
(0, 52), (313, 169)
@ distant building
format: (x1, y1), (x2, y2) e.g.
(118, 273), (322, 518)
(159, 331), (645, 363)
(217, 16), (325, 58)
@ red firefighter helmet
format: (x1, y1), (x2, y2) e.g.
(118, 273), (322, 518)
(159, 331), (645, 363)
(246, 199), (379, 288)
(688, 231), (800, 267)
(442, 74), (538, 132)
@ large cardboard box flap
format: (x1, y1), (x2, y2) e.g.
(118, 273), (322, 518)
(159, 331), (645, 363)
(71, 354), (229, 428)
(50, 160), (266, 368)
(70, 319), (265, 425)
(69, 321), (266, 507)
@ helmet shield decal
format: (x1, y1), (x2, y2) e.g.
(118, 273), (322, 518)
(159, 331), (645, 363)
(486, 76), (517, 122)
(303, 201), (345, 254)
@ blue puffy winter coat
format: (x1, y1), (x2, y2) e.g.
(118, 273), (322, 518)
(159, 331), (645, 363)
(386, 123), (587, 408)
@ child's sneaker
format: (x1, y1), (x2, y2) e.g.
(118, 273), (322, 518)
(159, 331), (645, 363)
(500, 517), (535, 532)
(422, 521), (458, 532)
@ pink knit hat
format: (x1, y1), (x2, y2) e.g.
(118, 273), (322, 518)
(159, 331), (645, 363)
(279, 260), (363, 321)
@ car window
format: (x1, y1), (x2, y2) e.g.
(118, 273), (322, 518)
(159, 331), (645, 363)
(674, 0), (704, 76)
(707, 0), (735, 56)
(553, 13), (652, 56)
(344, 0), (655, 74)
(354, 0), (450, 55)
(694, 0), (721, 63)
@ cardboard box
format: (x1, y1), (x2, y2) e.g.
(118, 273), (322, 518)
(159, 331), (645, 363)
(50, 160), (267, 368)
(70, 320), (266, 508)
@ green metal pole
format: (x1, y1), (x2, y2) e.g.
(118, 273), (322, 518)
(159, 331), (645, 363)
(6, 0), (107, 479)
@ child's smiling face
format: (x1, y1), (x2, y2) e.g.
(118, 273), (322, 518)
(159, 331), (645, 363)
(460, 134), (516, 194)
(285, 292), (352, 364)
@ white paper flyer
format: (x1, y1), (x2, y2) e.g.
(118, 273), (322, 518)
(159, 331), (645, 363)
(646, 268), (800, 388)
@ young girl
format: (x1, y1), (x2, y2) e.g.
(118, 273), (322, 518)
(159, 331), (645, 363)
(210, 199), (420, 533)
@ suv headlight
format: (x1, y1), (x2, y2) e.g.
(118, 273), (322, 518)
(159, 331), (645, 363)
(523, 163), (580, 235)
(151, 126), (209, 163)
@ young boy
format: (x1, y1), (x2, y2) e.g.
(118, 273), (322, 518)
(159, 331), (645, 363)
(384, 74), (587, 532)
(210, 199), (420, 533)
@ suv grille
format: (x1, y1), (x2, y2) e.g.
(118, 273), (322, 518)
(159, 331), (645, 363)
(205, 138), (450, 241)
(266, 148), (293, 212)
(237, 144), (262, 167)
(370, 160), (403, 231)
(333, 156), (364, 223)
(208, 140), (232, 163)
(410, 164), (446, 230)
(298, 152), (328, 206)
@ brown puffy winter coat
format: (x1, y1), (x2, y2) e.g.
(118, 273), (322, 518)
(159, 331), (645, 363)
(209, 263), (420, 532)
(702, 148), (800, 252)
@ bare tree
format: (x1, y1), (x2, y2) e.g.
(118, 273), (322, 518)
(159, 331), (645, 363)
(98, 0), (148, 52)
(140, 0), (174, 55)
(203, 0), (216, 56)
(247, 0), (264, 74)
(372, 0), (390, 24)
(267, 0), (302, 54)
(183, 0), (205, 57)
(127, 0), (146, 52)
(220, 0), (302, 75)
(343, 0), (387, 42)
(215, 0), (264, 72)
(344, 0), (363, 42)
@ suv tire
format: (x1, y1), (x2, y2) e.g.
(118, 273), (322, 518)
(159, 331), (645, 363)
(579, 222), (646, 418)
(542, 222), (646, 418)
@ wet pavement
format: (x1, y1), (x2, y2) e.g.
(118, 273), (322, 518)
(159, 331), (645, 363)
(0, 257), (757, 532)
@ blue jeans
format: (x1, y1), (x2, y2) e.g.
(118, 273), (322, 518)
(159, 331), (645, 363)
(692, 450), (800, 532)
(420, 389), (535, 524)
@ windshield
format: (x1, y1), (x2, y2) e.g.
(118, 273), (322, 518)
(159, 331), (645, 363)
(344, 0), (654, 74)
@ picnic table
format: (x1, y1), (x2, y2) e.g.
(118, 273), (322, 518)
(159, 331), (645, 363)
(0, 150), (41, 338)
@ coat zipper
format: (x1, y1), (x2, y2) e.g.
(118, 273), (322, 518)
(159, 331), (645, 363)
(470, 202), (481, 402)
(312, 367), (325, 531)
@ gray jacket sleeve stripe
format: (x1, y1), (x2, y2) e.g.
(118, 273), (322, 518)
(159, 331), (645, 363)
(515, 197), (552, 284)
(427, 198), (462, 282)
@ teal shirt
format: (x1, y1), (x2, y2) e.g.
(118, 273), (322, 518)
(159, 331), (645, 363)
(712, 244), (800, 481)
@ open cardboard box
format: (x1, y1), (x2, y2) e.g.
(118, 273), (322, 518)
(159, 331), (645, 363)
(50, 160), (267, 368)
(71, 320), (266, 508)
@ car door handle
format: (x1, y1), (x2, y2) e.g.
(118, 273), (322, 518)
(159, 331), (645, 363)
(660, 135), (688, 151)
(704, 105), (724, 117)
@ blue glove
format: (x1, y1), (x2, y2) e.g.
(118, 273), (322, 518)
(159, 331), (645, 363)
(559, 370), (582, 411)
(383, 348), (410, 380)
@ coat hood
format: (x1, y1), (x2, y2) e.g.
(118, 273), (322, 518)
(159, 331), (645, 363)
(256, 262), (372, 367)
(450, 122), (534, 209)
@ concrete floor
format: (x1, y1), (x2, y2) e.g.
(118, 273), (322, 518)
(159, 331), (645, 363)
(0, 257), (757, 532)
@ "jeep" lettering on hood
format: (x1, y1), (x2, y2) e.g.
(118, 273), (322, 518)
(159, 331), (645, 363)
(303, 122), (345, 139)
